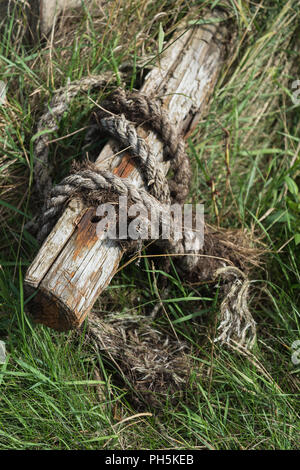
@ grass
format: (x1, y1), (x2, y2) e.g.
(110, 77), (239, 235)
(0, 0), (299, 450)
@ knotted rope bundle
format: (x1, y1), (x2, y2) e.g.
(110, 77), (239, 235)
(27, 75), (258, 402)
(33, 81), (192, 243)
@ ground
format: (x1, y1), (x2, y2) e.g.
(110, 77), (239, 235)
(0, 0), (299, 450)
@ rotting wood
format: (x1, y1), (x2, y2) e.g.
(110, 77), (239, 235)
(25, 11), (229, 331)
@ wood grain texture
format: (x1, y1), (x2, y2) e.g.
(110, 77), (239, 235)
(25, 11), (228, 330)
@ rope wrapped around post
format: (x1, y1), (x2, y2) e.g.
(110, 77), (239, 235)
(25, 75), (258, 402)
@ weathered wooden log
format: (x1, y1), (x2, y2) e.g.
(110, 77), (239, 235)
(0, 0), (91, 41)
(25, 11), (228, 331)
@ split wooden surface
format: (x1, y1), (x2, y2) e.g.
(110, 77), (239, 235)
(25, 11), (228, 331)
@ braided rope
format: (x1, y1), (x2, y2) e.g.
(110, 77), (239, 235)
(34, 82), (191, 243)
(99, 114), (171, 203)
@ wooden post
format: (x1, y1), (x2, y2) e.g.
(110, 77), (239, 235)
(40, 0), (89, 34)
(25, 11), (228, 331)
